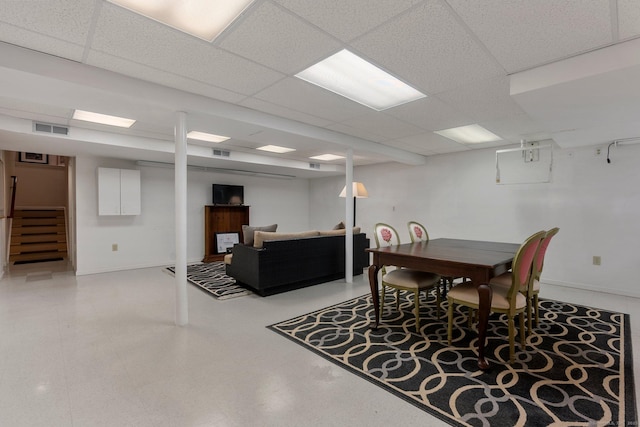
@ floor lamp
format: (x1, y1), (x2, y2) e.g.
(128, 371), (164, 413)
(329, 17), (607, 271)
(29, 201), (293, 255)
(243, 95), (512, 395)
(339, 182), (369, 227)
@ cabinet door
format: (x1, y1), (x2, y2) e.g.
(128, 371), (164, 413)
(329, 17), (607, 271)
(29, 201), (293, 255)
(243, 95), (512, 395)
(120, 169), (141, 215)
(98, 167), (121, 215)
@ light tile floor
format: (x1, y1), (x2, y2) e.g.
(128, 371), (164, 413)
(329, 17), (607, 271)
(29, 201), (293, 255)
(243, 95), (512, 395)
(0, 261), (638, 426)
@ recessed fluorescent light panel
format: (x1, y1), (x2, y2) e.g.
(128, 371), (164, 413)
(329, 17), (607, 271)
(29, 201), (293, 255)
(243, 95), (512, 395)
(72, 110), (136, 128)
(187, 131), (230, 143)
(310, 154), (345, 161)
(295, 49), (426, 111)
(256, 145), (296, 153)
(108, 0), (255, 42)
(435, 124), (502, 144)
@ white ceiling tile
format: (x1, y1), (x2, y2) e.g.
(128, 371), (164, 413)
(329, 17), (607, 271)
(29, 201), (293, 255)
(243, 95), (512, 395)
(218, 1), (342, 74)
(0, 27), (85, 61)
(273, 0), (421, 42)
(0, 0), (95, 45)
(436, 75), (525, 123)
(384, 96), (471, 131)
(325, 123), (387, 143)
(447, 0), (613, 73)
(618, 0), (640, 40)
(352, 1), (504, 95)
(0, 97), (74, 129)
(253, 77), (371, 122)
(480, 114), (550, 143)
(91, 3), (284, 96)
(86, 51), (246, 104)
(395, 132), (470, 154)
(382, 139), (437, 156)
(338, 113), (425, 141)
(239, 97), (333, 128)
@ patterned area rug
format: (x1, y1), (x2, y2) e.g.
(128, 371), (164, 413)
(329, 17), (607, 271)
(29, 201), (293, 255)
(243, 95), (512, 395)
(268, 293), (636, 426)
(165, 262), (252, 300)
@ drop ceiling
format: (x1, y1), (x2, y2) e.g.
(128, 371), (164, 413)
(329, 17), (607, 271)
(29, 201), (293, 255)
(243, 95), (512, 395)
(0, 0), (638, 178)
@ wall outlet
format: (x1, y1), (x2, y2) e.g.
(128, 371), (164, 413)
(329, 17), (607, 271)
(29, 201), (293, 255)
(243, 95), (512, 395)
(592, 255), (601, 266)
(112, 243), (118, 252)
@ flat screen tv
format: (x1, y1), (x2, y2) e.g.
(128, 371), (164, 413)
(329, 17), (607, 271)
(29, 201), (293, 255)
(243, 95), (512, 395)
(213, 184), (244, 205)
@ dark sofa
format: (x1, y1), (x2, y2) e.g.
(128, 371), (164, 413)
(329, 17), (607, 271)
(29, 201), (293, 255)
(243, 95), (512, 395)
(225, 232), (370, 296)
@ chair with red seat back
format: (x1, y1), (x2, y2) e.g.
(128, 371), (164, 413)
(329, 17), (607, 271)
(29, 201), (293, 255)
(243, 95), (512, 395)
(447, 230), (546, 364)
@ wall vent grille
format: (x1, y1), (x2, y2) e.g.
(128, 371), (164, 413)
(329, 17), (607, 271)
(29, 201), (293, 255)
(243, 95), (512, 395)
(309, 163), (321, 169)
(33, 122), (69, 135)
(213, 149), (230, 157)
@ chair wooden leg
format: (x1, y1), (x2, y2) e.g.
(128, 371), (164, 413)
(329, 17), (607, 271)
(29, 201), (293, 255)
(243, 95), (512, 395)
(414, 290), (421, 331)
(395, 289), (400, 310)
(526, 298), (533, 337)
(434, 285), (441, 318)
(447, 299), (454, 345)
(508, 316), (515, 364)
(467, 307), (474, 328)
(380, 286), (387, 318)
(533, 293), (540, 327)
(519, 312), (525, 347)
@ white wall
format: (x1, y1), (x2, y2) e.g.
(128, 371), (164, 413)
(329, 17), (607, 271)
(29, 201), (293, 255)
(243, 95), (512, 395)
(75, 155), (310, 275)
(309, 143), (640, 297)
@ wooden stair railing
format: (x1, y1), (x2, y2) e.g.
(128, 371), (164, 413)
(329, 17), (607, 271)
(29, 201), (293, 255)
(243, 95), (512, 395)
(9, 176), (16, 219)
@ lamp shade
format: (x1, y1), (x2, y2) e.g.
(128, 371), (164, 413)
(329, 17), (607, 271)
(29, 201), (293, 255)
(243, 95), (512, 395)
(339, 182), (369, 198)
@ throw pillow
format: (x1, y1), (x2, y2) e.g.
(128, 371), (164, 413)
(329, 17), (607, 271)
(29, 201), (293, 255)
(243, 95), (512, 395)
(242, 224), (277, 246)
(333, 221), (346, 230)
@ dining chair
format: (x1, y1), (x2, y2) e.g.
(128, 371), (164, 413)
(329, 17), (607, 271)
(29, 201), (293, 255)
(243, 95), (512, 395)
(447, 230), (546, 364)
(407, 221), (463, 296)
(490, 227), (560, 335)
(374, 223), (442, 331)
(530, 227), (560, 328)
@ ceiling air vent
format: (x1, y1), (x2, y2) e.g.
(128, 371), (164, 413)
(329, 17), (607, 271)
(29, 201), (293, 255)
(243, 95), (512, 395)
(309, 163), (321, 169)
(33, 122), (69, 136)
(212, 149), (230, 157)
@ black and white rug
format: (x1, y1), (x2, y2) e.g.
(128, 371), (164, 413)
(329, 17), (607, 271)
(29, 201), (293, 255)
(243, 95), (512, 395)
(268, 293), (636, 426)
(165, 262), (252, 300)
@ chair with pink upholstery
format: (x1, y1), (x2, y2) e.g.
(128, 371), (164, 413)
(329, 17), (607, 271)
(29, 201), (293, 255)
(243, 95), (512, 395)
(530, 227), (560, 329)
(490, 227), (560, 335)
(447, 230), (546, 364)
(374, 223), (442, 332)
(407, 221), (465, 296)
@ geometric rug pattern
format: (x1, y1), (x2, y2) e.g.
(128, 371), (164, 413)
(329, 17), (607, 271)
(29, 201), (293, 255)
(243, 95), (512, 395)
(268, 292), (637, 426)
(165, 262), (252, 300)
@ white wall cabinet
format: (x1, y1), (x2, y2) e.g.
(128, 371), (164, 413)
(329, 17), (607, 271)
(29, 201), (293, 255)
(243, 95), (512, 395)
(98, 167), (141, 215)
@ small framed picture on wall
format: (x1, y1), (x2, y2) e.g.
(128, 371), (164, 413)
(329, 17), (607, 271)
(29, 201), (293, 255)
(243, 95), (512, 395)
(18, 152), (48, 164)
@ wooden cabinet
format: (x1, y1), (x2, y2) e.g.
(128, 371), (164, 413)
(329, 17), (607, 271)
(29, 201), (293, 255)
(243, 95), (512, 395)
(203, 205), (250, 262)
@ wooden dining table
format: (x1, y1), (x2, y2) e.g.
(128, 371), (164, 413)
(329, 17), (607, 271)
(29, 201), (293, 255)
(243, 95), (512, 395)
(366, 238), (521, 370)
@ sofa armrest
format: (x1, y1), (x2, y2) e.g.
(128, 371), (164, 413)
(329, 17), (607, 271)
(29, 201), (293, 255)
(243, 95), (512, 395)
(226, 243), (263, 285)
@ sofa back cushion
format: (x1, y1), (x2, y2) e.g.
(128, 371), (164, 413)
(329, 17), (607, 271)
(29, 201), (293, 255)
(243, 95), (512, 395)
(318, 227), (361, 236)
(253, 230), (320, 248)
(242, 224), (277, 246)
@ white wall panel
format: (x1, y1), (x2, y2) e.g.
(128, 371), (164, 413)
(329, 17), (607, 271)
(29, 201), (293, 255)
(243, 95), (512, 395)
(310, 144), (640, 297)
(76, 156), (310, 275)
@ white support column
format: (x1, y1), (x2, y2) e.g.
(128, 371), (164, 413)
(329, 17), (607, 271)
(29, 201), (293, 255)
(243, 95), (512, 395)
(175, 111), (188, 326)
(345, 149), (354, 283)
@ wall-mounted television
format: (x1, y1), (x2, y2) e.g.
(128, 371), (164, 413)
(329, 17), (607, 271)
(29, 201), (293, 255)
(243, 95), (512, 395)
(213, 184), (244, 205)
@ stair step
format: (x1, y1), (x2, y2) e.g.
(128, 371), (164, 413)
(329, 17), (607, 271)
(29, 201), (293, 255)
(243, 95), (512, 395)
(10, 251), (66, 263)
(11, 233), (66, 244)
(12, 217), (65, 226)
(13, 209), (64, 219)
(10, 209), (68, 264)
(10, 242), (67, 255)
(12, 225), (65, 235)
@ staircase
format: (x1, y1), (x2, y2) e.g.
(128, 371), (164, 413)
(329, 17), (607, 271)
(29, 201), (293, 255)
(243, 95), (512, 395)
(10, 208), (68, 264)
